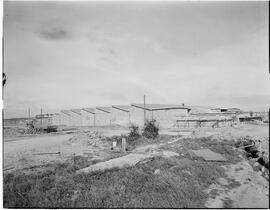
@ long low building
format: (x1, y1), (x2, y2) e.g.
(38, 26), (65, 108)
(70, 109), (83, 126)
(60, 110), (72, 126)
(81, 108), (95, 126)
(55, 104), (244, 128)
(111, 105), (131, 126)
(176, 115), (234, 128)
(130, 104), (190, 128)
(95, 107), (111, 126)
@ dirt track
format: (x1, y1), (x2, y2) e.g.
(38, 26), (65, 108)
(3, 124), (269, 208)
(4, 134), (74, 170)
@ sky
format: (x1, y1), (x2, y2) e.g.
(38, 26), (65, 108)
(3, 1), (269, 118)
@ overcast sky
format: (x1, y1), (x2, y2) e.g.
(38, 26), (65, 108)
(3, 1), (269, 118)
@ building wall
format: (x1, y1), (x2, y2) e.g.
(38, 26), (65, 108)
(69, 112), (82, 126)
(129, 106), (152, 127)
(130, 106), (188, 128)
(52, 115), (61, 126)
(34, 117), (53, 127)
(189, 107), (219, 114)
(152, 109), (189, 128)
(81, 110), (95, 126)
(60, 113), (71, 126)
(111, 108), (130, 126)
(95, 109), (111, 126)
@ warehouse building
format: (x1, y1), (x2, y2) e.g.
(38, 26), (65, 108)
(81, 108), (96, 126)
(111, 105), (131, 126)
(52, 113), (61, 126)
(60, 110), (72, 126)
(95, 107), (111, 126)
(70, 109), (82, 126)
(130, 104), (190, 128)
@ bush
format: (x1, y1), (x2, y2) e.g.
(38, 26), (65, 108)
(142, 120), (159, 139)
(128, 124), (140, 141)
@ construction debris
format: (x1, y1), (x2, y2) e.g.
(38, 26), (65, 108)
(236, 136), (269, 171)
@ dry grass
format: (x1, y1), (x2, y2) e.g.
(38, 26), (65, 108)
(4, 135), (242, 208)
(4, 150), (226, 208)
(160, 136), (242, 164)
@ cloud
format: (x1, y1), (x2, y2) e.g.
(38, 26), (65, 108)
(38, 27), (71, 40)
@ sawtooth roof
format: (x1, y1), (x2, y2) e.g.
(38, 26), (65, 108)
(131, 104), (190, 111)
(96, 106), (111, 113)
(61, 110), (71, 116)
(82, 108), (95, 114)
(112, 105), (130, 112)
(70, 109), (82, 115)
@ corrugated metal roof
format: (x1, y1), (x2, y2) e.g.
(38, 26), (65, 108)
(112, 105), (130, 112)
(71, 109), (82, 115)
(96, 107), (111, 113)
(82, 108), (95, 114)
(131, 104), (190, 111)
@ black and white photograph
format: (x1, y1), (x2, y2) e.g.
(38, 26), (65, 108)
(1, 0), (269, 208)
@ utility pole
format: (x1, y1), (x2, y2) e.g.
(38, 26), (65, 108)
(40, 108), (43, 126)
(144, 95), (146, 124)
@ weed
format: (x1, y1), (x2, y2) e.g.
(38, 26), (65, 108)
(128, 124), (140, 141)
(4, 153), (225, 208)
(142, 120), (159, 139)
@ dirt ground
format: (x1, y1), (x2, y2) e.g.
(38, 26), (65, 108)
(3, 123), (269, 208)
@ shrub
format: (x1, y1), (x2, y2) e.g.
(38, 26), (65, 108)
(128, 124), (140, 141)
(142, 120), (159, 139)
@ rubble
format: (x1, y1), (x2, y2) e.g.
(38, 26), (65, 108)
(68, 131), (107, 146)
(235, 136), (269, 180)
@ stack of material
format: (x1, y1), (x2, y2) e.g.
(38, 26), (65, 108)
(236, 136), (269, 170)
(68, 131), (107, 146)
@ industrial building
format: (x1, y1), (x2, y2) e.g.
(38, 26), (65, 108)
(111, 105), (131, 126)
(60, 110), (72, 126)
(130, 104), (190, 128)
(81, 108), (95, 126)
(70, 109), (82, 126)
(95, 107), (111, 126)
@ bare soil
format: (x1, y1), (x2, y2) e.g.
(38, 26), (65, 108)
(3, 124), (269, 208)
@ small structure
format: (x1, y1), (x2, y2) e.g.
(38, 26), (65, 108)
(176, 115), (234, 128)
(81, 108), (96, 126)
(111, 105), (131, 126)
(35, 113), (54, 126)
(95, 107), (111, 126)
(130, 104), (190, 128)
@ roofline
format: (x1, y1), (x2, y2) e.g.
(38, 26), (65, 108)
(112, 106), (130, 112)
(131, 104), (152, 111)
(82, 108), (95, 114)
(4, 117), (35, 120)
(61, 110), (71, 116)
(190, 112), (239, 116)
(70, 110), (81, 116)
(131, 104), (190, 111)
(96, 107), (111, 113)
